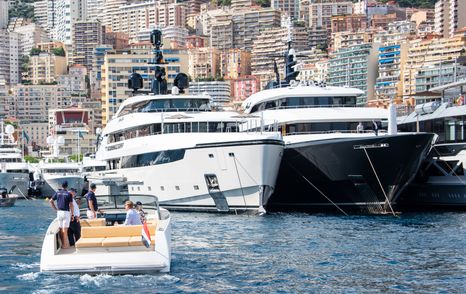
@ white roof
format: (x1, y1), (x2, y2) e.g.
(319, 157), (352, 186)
(242, 85), (364, 113)
(398, 103), (466, 125)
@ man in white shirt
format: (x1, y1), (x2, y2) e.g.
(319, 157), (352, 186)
(124, 200), (142, 226)
(68, 188), (81, 246)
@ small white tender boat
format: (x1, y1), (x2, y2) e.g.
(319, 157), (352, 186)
(40, 194), (171, 274)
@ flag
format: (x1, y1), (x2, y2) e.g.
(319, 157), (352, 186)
(22, 130), (29, 143)
(141, 221), (151, 248)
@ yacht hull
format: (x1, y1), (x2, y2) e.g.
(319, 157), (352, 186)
(0, 172), (30, 197)
(267, 133), (435, 213)
(100, 139), (283, 213)
(40, 175), (84, 197)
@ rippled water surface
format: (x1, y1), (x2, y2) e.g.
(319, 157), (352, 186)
(1, 200), (466, 293)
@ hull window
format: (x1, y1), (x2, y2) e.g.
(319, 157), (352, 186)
(120, 149), (185, 169)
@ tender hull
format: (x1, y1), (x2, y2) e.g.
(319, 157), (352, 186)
(396, 178), (466, 210)
(40, 175), (84, 197)
(100, 140), (283, 213)
(40, 217), (171, 274)
(267, 133), (435, 213)
(0, 172), (30, 197)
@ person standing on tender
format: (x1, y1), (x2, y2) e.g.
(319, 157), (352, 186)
(49, 181), (74, 249)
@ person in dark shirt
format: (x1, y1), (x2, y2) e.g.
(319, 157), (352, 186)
(49, 181), (74, 249)
(67, 188), (81, 247)
(85, 183), (98, 219)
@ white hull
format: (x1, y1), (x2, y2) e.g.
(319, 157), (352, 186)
(0, 172), (29, 197)
(41, 175), (84, 197)
(97, 137), (283, 212)
(40, 211), (171, 274)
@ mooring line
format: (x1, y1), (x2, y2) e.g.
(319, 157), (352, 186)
(284, 158), (348, 216)
(232, 155), (248, 211)
(362, 148), (396, 216)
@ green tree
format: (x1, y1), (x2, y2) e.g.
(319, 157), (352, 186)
(24, 155), (40, 163)
(30, 47), (42, 56)
(52, 47), (66, 57)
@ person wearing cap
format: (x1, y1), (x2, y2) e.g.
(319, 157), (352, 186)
(85, 183), (98, 219)
(49, 181), (74, 249)
(67, 188), (81, 246)
(124, 201), (142, 225)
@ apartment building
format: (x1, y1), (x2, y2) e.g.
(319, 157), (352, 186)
(188, 47), (220, 80)
(251, 26), (309, 85)
(9, 85), (84, 123)
(435, 0), (466, 38)
(308, 0), (353, 41)
(13, 23), (49, 57)
(0, 0), (8, 29)
(271, 0), (300, 21)
(29, 52), (67, 85)
(189, 81), (231, 104)
(72, 21), (105, 72)
(403, 32), (466, 99)
(230, 75), (260, 102)
(328, 43), (379, 104)
(220, 49), (251, 79)
(0, 30), (20, 86)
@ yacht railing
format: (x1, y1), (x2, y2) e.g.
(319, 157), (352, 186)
(284, 130), (387, 136)
(107, 119), (280, 145)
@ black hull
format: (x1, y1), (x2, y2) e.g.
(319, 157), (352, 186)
(267, 133), (435, 214)
(396, 181), (466, 211)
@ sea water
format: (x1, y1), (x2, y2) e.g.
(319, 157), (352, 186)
(1, 200), (466, 293)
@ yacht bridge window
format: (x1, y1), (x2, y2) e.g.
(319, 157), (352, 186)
(118, 98), (211, 117)
(250, 96), (357, 113)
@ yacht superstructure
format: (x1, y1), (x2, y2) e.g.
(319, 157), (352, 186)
(94, 29), (283, 213)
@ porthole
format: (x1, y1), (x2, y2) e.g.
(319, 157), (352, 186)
(209, 154), (214, 158)
(193, 185), (199, 190)
(175, 186), (180, 191)
(160, 186), (165, 191)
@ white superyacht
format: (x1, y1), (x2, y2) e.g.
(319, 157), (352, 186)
(0, 123), (31, 198)
(95, 30), (283, 213)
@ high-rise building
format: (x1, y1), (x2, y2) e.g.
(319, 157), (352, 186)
(0, 0), (8, 29)
(308, 0), (353, 42)
(402, 32), (466, 99)
(251, 26), (309, 86)
(232, 7), (282, 51)
(72, 21), (104, 71)
(52, 0), (87, 45)
(156, 2), (187, 28)
(189, 81), (231, 104)
(87, 0), (105, 21)
(13, 23), (49, 57)
(10, 85), (82, 123)
(374, 21), (415, 101)
(33, 0), (48, 30)
(435, 0), (466, 38)
(230, 75), (260, 102)
(188, 47), (220, 79)
(220, 49), (251, 79)
(328, 43), (379, 104)
(0, 30), (20, 86)
(271, 0), (300, 21)
(29, 52), (67, 85)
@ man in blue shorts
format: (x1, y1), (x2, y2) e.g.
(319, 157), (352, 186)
(49, 181), (74, 249)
